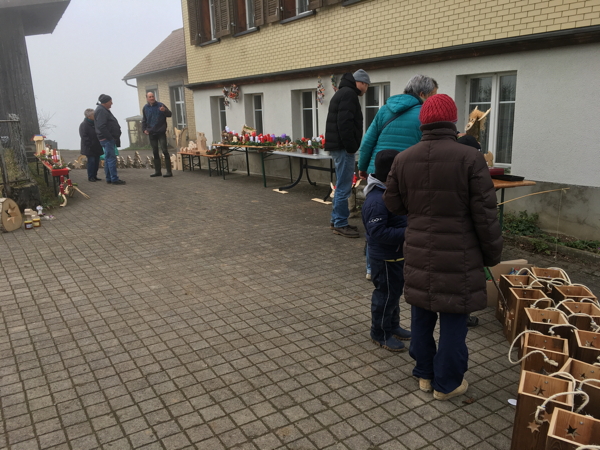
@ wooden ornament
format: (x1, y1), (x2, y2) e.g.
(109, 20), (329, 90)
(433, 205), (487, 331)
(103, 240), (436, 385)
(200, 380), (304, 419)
(546, 408), (600, 449)
(0, 198), (23, 232)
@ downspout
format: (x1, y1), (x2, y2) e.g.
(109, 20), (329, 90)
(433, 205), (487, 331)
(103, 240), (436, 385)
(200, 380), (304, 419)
(124, 79), (137, 88)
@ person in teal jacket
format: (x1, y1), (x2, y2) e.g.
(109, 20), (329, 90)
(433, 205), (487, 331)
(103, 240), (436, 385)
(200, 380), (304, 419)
(357, 75), (439, 179)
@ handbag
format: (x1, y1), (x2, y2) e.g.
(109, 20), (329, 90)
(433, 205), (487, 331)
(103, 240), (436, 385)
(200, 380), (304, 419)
(100, 143), (119, 160)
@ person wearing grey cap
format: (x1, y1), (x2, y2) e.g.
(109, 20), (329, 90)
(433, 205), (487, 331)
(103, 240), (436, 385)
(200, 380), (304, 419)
(325, 69), (370, 238)
(94, 94), (125, 185)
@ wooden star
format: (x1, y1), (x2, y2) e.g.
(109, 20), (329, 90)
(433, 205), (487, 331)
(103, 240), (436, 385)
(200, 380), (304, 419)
(585, 340), (595, 348)
(541, 410), (553, 424)
(532, 385), (546, 396)
(580, 372), (587, 379)
(566, 424), (580, 439)
(536, 367), (549, 376)
(528, 421), (541, 433)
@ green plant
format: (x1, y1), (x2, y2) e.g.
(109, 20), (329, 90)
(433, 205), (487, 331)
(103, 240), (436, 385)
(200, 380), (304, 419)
(28, 162), (61, 209)
(531, 238), (551, 255)
(502, 210), (541, 236)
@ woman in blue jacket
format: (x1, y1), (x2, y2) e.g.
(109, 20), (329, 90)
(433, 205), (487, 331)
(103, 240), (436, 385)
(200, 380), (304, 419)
(357, 75), (438, 179)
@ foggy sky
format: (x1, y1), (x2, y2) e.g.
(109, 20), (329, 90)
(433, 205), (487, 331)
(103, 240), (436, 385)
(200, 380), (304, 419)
(25, 0), (184, 150)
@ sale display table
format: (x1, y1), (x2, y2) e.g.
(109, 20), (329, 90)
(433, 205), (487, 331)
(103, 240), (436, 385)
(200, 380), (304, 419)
(493, 179), (537, 229)
(35, 157), (70, 196)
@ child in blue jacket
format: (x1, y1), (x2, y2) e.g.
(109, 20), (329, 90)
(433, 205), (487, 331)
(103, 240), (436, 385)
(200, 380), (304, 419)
(362, 150), (411, 351)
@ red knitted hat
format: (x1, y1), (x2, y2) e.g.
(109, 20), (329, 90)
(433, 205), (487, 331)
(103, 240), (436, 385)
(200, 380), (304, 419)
(419, 94), (458, 124)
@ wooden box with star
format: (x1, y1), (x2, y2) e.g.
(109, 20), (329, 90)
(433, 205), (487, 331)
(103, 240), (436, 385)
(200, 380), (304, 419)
(574, 329), (600, 364)
(558, 301), (600, 331)
(510, 370), (574, 450)
(503, 287), (553, 343)
(524, 308), (569, 335)
(519, 333), (569, 375)
(558, 358), (600, 419)
(546, 408), (600, 449)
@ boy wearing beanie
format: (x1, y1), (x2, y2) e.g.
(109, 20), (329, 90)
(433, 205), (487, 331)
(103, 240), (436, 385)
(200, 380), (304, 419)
(362, 150), (411, 352)
(383, 94), (502, 399)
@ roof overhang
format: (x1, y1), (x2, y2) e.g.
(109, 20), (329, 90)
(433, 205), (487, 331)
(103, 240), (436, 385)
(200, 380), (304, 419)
(186, 25), (600, 90)
(0, 0), (70, 36)
(122, 64), (187, 82)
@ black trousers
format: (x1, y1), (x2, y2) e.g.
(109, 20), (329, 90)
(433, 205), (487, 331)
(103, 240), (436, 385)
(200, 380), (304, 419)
(149, 133), (169, 171)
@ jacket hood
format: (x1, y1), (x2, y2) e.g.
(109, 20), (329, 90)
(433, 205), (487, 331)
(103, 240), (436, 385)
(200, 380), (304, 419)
(385, 94), (422, 115)
(338, 73), (360, 95)
(364, 174), (386, 197)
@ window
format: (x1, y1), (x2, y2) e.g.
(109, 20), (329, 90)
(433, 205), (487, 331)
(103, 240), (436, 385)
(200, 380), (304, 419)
(468, 73), (517, 165)
(364, 83), (390, 130)
(218, 97), (227, 131)
(188, 0), (264, 43)
(253, 95), (263, 134)
(170, 85), (187, 129)
(301, 90), (319, 138)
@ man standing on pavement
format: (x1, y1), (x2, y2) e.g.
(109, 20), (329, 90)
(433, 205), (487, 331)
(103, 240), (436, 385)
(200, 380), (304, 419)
(94, 94), (125, 185)
(325, 69), (370, 238)
(143, 92), (173, 178)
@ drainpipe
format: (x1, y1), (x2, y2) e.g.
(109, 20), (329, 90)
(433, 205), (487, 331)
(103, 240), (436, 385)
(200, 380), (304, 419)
(124, 79), (137, 88)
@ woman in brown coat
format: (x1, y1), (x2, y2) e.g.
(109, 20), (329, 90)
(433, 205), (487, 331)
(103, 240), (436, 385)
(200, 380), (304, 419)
(383, 94), (503, 400)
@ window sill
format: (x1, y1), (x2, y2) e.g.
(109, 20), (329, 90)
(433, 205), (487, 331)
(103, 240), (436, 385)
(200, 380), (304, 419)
(342, 0), (363, 5)
(280, 10), (316, 25)
(199, 38), (220, 47)
(233, 27), (259, 38)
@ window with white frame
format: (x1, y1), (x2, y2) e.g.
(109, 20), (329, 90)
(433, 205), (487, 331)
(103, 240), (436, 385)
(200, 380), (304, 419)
(170, 85), (187, 129)
(468, 73), (517, 165)
(301, 90), (319, 138)
(297, 0), (309, 14)
(253, 94), (263, 134)
(218, 97), (227, 131)
(364, 83), (391, 131)
(245, 0), (255, 28)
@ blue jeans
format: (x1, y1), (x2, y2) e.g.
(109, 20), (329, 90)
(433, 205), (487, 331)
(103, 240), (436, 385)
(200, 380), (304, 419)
(330, 150), (355, 228)
(100, 140), (119, 182)
(86, 155), (100, 180)
(409, 305), (469, 394)
(369, 258), (404, 341)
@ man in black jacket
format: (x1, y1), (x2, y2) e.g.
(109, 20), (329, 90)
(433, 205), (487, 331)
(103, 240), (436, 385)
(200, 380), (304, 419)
(94, 94), (125, 185)
(143, 92), (173, 178)
(325, 69), (369, 238)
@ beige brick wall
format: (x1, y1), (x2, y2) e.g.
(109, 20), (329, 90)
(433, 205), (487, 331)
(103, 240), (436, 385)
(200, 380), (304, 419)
(183, 0), (600, 83)
(136, 68), (197, 142)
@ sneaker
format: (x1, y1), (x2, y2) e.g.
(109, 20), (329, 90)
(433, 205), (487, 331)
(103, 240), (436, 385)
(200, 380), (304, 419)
(106, 180), (111, 184)
(330, 223), (358, 231)
(467, 315), (479, 327)
(333, 226), (359, 238)
(391, 326), (411, 340)
(433, 379), (469, 401)
(111, 180), (126, 185)
(88, 178), (96, 182)
(416, 378), (433, 393)
(366, 273), (371, 280)
(370, 335), (406, 352)
(94, 177), (102, 181)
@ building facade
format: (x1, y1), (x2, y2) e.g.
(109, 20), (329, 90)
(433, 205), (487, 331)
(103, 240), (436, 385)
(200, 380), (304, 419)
(182, 0), (600, 239)
(123, 28), (197, 149)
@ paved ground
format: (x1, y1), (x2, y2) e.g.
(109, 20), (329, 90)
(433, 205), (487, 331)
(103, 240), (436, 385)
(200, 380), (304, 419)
(1, 162), (599, 450)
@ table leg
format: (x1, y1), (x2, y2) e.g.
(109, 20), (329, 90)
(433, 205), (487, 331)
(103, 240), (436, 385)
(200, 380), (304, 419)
(278, 158), (305, 191)
(323, 159), (334, 201)
(288, 156), (293, 182)
(245, 148), (250, 176)
(499, 188), (505, 230)
(305, 161), (317, 186)
(261, 152), (266, 188)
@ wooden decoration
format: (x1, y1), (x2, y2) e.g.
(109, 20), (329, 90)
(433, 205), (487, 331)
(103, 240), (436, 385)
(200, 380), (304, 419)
(551, 285), (597, 304)
(503, 288), (553, 343)
(546, 408), (600, 449)
(0, 198), (23, 232)
(532, 268), (568, 282)
(558, 358), (600, 418)
(558, 301), (600, 331)
(574, 330), (600, 364)
(197, 132), (208, 152)
(175, 127), (187, 149)
(519, 334), (570, 375)
(510, 371), (574, 450)
(525, 308), (569, 335)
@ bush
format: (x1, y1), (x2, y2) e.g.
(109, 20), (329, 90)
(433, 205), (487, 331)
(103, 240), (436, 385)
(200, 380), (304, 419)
(502, 211), (541, 236)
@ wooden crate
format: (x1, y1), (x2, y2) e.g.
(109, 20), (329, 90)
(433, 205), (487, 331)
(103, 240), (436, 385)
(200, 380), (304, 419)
(550, 284), (597, 304)
(502, 288), (553, 343)
(558, 301), (600, 331)
(510, 371), (574, 450)
(524, 308), (569, 335)
(546, 408), (600, 449)
(574, 330), (600, 364)
(558, 358), (600, 418)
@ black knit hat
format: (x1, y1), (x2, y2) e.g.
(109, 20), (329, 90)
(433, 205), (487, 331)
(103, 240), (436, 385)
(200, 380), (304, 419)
(374, 149), (399, 183)
(97, 94), (112, 105)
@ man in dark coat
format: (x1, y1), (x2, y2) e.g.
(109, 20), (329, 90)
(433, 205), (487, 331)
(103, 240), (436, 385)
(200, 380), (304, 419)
(142, 92), (173, 178)
(94, 94), (125, 185)
(325, 69), (369, 238)
(79, 108), (103, 182)
(384, 94), (503, 400)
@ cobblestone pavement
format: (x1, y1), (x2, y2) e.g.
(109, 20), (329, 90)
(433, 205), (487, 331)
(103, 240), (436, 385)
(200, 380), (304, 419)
(2, 164), (598, 450)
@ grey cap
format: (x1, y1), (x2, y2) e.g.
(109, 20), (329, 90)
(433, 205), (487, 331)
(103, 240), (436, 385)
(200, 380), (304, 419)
(353, 69), (371, 85)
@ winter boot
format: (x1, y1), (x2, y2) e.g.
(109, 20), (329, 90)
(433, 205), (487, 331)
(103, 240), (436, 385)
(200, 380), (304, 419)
(163, 154), (173, 177)
(150, 156), (162, 177)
